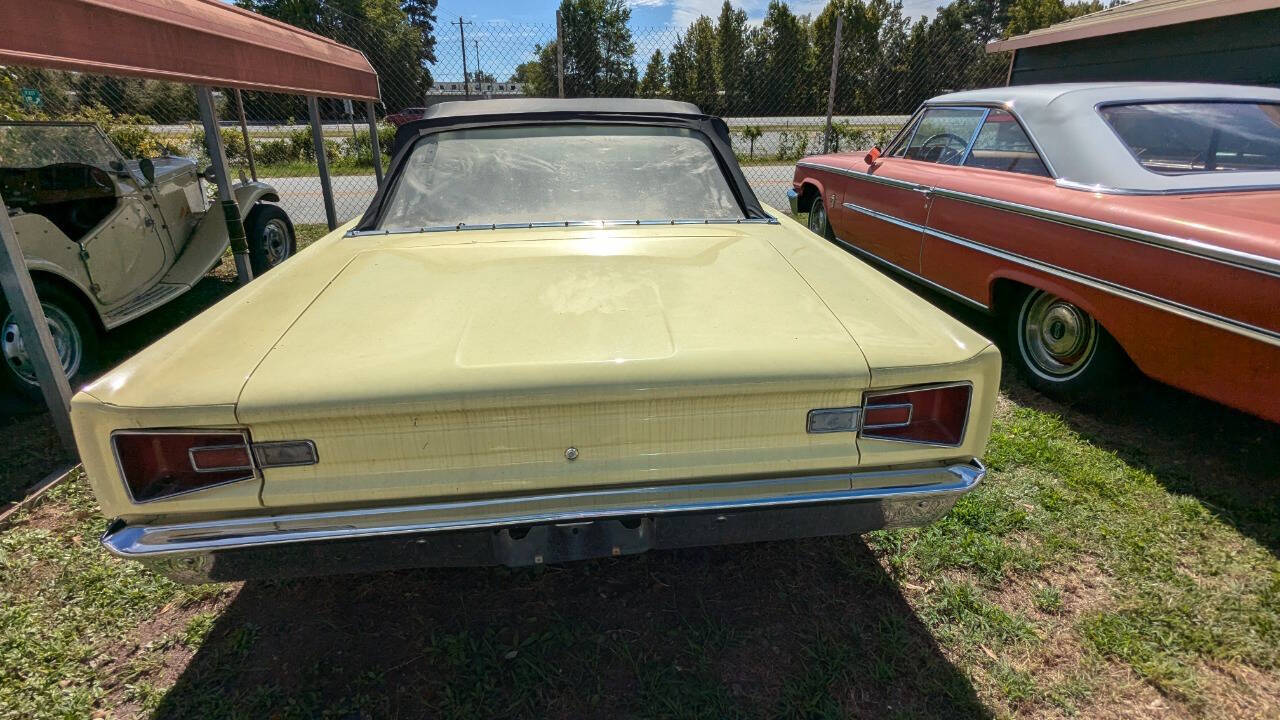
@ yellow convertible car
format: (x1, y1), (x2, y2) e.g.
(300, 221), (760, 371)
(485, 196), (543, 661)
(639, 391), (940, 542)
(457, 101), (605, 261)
(70, 100), (999, 583)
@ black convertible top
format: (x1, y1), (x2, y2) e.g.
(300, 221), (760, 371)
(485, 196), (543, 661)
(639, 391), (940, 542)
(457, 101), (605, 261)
(356, 98), (768, 229)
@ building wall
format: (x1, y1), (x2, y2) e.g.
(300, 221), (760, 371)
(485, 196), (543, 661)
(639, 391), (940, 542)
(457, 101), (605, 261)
(1009, 9), (1280, 88)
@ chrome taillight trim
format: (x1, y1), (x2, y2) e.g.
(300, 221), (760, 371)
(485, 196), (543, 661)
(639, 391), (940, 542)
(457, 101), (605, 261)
(860, 402), (914, 431)
(253, 440), (320, 469)
(187, 444), (255, 474)
(110, 428), (258, 505)
(859, 381), (974, 448)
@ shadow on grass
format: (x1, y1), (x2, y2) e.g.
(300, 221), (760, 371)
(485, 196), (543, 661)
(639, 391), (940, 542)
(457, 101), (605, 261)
(858, 255), (1280, 557)
(154, 539), (987, 719)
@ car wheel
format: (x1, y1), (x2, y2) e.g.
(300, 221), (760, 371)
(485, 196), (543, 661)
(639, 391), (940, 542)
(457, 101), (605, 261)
(807, 196), (834, 240)
(246, 204), (296, 275)
(1007, 288), (1126, 396)
(0, 282), (100, 404)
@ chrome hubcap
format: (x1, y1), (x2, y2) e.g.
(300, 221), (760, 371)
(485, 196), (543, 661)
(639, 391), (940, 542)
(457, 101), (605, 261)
(1020, 292), (1097, 378)
(262, 218), (291, 267)
(808, 201), (826, 234)
(2, 305), (82, 385)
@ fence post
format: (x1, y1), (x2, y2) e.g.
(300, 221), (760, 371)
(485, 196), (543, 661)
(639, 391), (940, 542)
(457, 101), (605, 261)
(308, 96), (339, 231)
(556, 10), (565, 99)
(0, 191), (75, 451)
(234, 89), (257, 181)
(823, 15), (844, 154)
(367, 100), (383, 186)
(196, 86), (253, 286)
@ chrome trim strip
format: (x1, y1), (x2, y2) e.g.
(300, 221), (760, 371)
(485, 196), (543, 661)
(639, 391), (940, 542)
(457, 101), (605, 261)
(345, 217), (779, 238)
(102, 460), (986, 558)
(797, 161), (922, 191)
(931, 186), (1280, 277)
(958, 108), (991, 167)
(1055, 178), (1280, 196)
(841, 201), (924, 235)
(838, 200), (1278, 344)
(835, 204), (989, 311)
(924, 224), (1280, 346)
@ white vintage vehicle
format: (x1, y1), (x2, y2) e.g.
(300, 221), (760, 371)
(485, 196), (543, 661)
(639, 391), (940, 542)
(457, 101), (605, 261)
(0, 121), (296, 399)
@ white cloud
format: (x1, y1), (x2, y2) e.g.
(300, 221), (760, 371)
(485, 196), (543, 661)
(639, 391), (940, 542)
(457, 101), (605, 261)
(627, 0), (672, 7)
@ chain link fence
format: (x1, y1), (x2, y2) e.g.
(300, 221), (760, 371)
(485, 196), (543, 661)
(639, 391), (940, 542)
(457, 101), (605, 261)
(4, 12), (1008, 227)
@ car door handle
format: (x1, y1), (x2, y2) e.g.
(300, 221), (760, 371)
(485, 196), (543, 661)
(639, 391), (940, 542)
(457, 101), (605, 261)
(911, 187), (933, 196)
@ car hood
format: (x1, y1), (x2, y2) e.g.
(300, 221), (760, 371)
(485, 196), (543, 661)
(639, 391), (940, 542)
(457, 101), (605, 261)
(235, 230), (872, 420)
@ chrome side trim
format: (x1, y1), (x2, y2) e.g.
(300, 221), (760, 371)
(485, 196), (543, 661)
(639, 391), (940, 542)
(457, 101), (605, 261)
(102, 460), (986, 559)
(797, 161), (922, 191)
(838, 200), (1279, 345)
(925, 224), (1280, 347)
(1055, 178), (1280, 196)
(345, 217), (779, 238)
(931, 187), (1280, 277)
(834, 204), (989, 311)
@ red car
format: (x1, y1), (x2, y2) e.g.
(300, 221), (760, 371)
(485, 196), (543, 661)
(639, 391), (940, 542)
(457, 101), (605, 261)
(791, 83), (1280, 422)
(386, 106), (429, 126)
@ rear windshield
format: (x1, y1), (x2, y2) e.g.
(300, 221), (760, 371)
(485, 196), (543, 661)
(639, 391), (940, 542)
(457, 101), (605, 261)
(1099, 102), (1280, 174)
(376, 124), (744, 229)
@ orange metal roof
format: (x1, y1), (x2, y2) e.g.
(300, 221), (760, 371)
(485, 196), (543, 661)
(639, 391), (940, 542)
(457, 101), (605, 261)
(0, 0), (379, 100)
(988, 0), (1280, 53)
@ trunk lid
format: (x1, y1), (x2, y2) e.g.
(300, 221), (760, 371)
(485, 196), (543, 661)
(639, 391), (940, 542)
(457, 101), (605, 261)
(237, 230), (872, 509)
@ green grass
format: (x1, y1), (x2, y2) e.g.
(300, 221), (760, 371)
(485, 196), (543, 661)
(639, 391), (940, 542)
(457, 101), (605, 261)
(1, 398), (1277, 718)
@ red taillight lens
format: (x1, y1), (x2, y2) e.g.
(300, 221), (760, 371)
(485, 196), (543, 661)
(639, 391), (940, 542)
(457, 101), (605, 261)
(112, 431), (254, 503)
(862, 383), (971, 446)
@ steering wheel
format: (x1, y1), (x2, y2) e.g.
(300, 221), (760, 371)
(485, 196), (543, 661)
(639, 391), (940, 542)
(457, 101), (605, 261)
(919, 132), (969, 164)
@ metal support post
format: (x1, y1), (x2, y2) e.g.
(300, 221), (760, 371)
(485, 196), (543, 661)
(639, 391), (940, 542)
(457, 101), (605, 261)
(367, 100), (384, 186)
(823, 15), (843, 154)
(556, 10), (566, 98)
(308, 96), (338, 231)
(234, 89), (257, 181)
(196, 86), (253, 285)
(0, 191), (76, 450)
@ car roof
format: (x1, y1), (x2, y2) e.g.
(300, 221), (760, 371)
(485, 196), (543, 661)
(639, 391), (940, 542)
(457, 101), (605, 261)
(923, 83), (1280, 193)
(419, 98), (704, 121)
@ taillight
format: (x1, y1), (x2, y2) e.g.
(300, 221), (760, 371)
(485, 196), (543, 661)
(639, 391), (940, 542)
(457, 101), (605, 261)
(112, 431), (254, 503)
(861, 383), (971, 446)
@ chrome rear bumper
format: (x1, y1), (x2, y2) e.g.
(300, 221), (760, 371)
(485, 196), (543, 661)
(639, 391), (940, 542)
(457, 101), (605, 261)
(103, 459), (984, 583)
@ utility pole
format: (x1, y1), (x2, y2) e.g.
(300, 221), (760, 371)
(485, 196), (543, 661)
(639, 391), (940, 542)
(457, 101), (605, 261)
(556, 9), (565, 98)
(474, 39), (482, 96)
(453, 16), (472, 99)
(823, 15), (843, 154)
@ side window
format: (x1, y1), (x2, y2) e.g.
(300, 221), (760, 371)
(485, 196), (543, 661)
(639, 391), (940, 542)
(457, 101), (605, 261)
(901, 108), (986, 165)
(887, 114), (921, 157)
(963, 110), (1050, 177)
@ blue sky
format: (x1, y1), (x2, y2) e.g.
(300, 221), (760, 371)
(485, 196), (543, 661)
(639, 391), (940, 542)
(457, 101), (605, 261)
(431, 0), (943, 82)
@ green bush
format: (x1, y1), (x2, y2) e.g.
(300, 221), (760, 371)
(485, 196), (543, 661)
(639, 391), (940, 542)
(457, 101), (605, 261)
(287, 126), (315, 160)
(254, 138), (296, 165)
(349, 125), (396, 161)
(777, 129), (810, 161)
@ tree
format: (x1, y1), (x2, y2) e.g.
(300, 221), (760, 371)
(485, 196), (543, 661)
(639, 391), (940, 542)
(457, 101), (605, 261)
(683, 16), (720, 112)
(638, 50), (668, 98)
(715, 2), (749, 115)
(510, 61), (547, 96)
(236, 0), (435, 113)
(1005, 0), (1103, 37)
(534, 0), (638, 98)
(758, 0), (813, 115)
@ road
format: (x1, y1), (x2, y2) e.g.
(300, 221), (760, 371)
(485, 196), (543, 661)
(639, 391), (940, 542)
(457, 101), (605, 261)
(264, 164), (798, 225)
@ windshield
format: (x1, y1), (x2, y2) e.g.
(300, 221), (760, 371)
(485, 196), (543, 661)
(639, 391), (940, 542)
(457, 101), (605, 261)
(376, 124), (744, 230)
(0, 123), (124, 170)
(1099, 102), (1280, 174)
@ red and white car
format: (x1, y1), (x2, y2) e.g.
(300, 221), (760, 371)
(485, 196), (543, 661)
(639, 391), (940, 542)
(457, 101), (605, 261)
(791, 83), (1280, 422)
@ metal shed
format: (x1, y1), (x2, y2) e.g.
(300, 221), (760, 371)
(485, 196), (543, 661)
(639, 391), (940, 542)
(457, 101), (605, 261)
(0, 0), (381, 450)
(988, 0), (1280, 88)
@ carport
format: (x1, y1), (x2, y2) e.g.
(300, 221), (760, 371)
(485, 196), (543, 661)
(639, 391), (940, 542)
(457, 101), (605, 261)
(0, 0), (381, 451)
